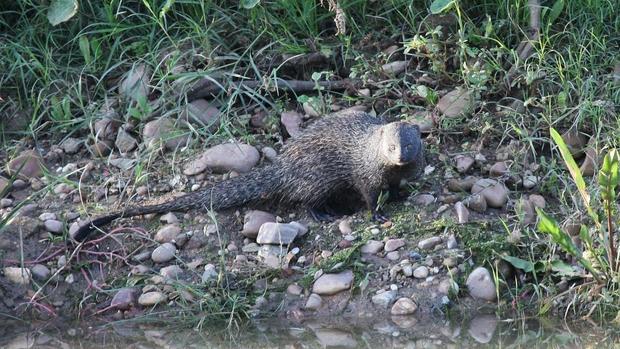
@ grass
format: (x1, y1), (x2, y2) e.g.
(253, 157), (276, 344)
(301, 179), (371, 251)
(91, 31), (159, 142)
(1, 0), (619, 329)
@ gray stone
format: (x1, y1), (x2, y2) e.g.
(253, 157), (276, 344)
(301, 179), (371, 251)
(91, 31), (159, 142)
(31, 264), (51, 280)
(437, 88), (473, 118)
(418, 236), (442, 250)
(38, 212), (56, 221)
(115, 128), (138, 153)
(287, 283), (303, 296)
(390, 298), (417, 315)
(138, 291), (167, 306)
(142, 118), (190, 151)
(202, 264), (219, 283)
(446, 235), (458, 249)
(256, 222), (298, 245)
(413, 194), (435, 205)
(160, 265), (183, 279)
(3, 267), (31, 285)
(281, 110), (303, 138)
(361, 240), (384, 254)
(385, 238), (405, 252)
(262, 147), (277, 162)
(183, 143), (259, 175)
(455, 155), (475, 173)
(180, 99), (220, 129)
(386, 251), (400, 261)
(111, 288), (137, 310)
(304, 293), (322, 310)
(61, 137), (83, 154)
(120, 63), (150, 101)
(44, 220), (64, 234)
(241, 210), (276, 238)
(413, 266), (429, 279)
(151, 243), (176, 263)
(454, 202), (469, 224)
(471, 178), (509, 208)
(371, 290), (397, 308)
(489, 161), (508, 177)
(468, 314), (498, 344)
(154, 224), (181, 243)
(466, 267), (496, 301)
(312, 270), (354, 295)
(464, 193), (487, 213)
(7, 150), (47, 179)
(338, 220), (352, 235)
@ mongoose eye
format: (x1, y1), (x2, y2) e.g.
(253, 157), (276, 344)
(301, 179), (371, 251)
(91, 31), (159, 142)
(389, 144), (396, 151)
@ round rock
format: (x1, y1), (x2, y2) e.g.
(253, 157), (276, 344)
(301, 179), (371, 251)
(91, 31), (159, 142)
(184, 143), (259, 175)
(151, 243), (177, 263)
(241, 210), (276, 238)
(305, 293), (322, 310)
(154, 224), (182, 243)
(413, 266), (429, 279)
(384, 238), (405, 252)
(138, 291), (167, 306)
(471, 178), (508, 208)
(111, 288), (137, 310)
(466, 267), (496, 301)
(44, 220), (64, 234)
(360, 240), (384, 254)
(3, 267), (31, 285)
(390, 298), (418, 315)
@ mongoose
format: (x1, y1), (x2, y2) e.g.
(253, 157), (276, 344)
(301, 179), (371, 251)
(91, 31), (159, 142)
(73, 110), (425, 241)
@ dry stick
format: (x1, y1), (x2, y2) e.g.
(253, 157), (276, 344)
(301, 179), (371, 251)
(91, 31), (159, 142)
(185, 78), (356, 101)
(505, 0), (541, 87)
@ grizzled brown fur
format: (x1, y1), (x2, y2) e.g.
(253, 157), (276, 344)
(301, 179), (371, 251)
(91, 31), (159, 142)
(73, 111), (425, 241)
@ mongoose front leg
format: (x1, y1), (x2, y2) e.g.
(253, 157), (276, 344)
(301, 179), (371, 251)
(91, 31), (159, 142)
(361, 188), (389, 223)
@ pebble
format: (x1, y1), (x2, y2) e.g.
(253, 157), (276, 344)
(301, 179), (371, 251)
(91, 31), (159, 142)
(413, 266), (429, 279)
(446, 235), (458, 249)
(413, 194), (435, 206)
(241, 210), (276, 238)
(44, 220), (64, 234)
(455, 155), (475, 173)
(202, 264), (219, 283)
(120, 64), (150, 101)
(151, 243), (177, 263)
(468, 314), (498, 344)
(371, 290), (397, 308)
(418, 237), (442, 250)
(370, 228), (380, 235)
(529, 194), (546, 208)
(384, 238), (405, 252)
(466, 267), (496, 301)
(160, 265), (183, 279)
(160, 212), (179, 224)
(436, 88), (473, 118)
(361, 240), (384, 254)
(454, 202), (469, 224)
(7, 150), (47, 179)
(312, 270), (354, 295)
(304, 293), (322, 310)
(338, 220), (352, 235)
(390, 298), (418, 315)
(183, 143), (260, 175)
(180, 99), (220, 129)
(262, 147), (277, 162)
(443, 257), (458, 268)
(256, 222), (299, 245)
(0, 198), (13, 208)
(154, 224), (182, 243)
(242, 243), (260, 253)
(3, 267), (31, 285)
(447, 176), (478, 192)
(115, 128), (138, 153)
(522, 175), (539, 189)
(280, 110), (303, 138)
(489, 161), (509, 177)
(138, 291), (167, 306)
(31, 264), (51, 280)
(381, 60), (408, 75)
(438, 279), (459, 294)
(12, 179), (27, 190)
(386, 251), (400, 261)
(39, 212), (57, 221)
(471, 178), (509, 208)
(287, 283), (303, 296)
(111, 288), (136, 310)
(464, 193), (487, 213)
(402, 265), (413, 277)
(289, 221), (309, 236)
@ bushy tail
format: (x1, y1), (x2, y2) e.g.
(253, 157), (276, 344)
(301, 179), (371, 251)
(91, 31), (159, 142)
(73, 165), (281, 241)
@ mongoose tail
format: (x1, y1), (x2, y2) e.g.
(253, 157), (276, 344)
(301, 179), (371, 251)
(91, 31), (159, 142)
(72, 165), (280, 241)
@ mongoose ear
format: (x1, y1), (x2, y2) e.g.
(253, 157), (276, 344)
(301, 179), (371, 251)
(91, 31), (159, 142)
(411, 124), (420, 132)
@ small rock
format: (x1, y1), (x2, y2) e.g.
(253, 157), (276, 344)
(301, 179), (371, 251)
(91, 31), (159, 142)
(371, 290), (397, 308)
(386, 251), (400, 261)
(202, 264), (219, 283)
(466, 267), (496, 301)
(160, 265), (183, 279)
(413, 266), (429, 279)
(287, 284), (303, 296)
(7, 150), (47, 179)
(447, 176), (478, 192)
(338, 220), (352, 235)
(138, 291), (167, 306)
(115, 128), (138, 153)
(120, 63), (151, 101)
(61, 137), (83, 154)
(402, 265), (413, 277)
(413, 193), (435, 205)
(455, 155), (475, 173)
(256, 222), (298, 245)
(151, 243), (177, 263)
(446, 234), (458, 249)
(361, 240), (384, 254)
(438, 279), (459, 294)
(3, 267), (31, 285)
(262, 147), (277, 162)
(464, 193), (487, 213)
(385, 238), (405, 252)
(180, 99), (220, 129)
(418, 236), (442, 250)
(90, 139), (113, 157)
(142, 117), (190, 151)
(471, 178), (509, 208)
(38, 212), (56, 221)
(529, 194), (546, 208)
(561, 129), (587, 158)
(31, 264), (51, 280)
(242, 243), (260, 253)
(44, 220), (64, 234)
(489, 162), (508, 177)
(281, 110), (303, 138)
(160, 212), (178, 224)
(312, 270), (354, 295)
(381, 60), (408, 75)
(305, 293), (322, 310)
(302, 100), (321, 117)
(436, 88), (473, 118)
(241, 210), (276, 238)
(580, 138), (597, 176)
(111, 288), (136, 310)
(522, 175), (539, 189)
(391, 298), (418, 315)
(443, 257), (457, 268)
(183, 143), (259, 175)
(154, 224), (182, 243)
(288, 221), (309, 236)
(454, 202), (469, 224)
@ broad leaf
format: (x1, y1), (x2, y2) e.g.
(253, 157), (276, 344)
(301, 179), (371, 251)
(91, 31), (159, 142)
(548, 0), (565, 26)
(47, 0), (78, 26)
(241, 0), (260, 9)
(430, 0), (455, 14)
(502, 255), (536, 273)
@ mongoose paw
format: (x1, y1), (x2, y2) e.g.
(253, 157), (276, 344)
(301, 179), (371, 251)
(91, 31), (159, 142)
(372, 212), (389, 223)
(309, 208), (337, 222)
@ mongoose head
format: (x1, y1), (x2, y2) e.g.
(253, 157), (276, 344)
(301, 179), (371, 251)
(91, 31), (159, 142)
(379, 122), (423, 166)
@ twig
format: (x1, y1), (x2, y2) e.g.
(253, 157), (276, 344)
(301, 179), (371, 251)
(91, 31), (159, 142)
(185, 78), (357, 101)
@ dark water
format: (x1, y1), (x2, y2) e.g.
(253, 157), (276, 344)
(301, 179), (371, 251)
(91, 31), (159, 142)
(1, 313), (618, 348)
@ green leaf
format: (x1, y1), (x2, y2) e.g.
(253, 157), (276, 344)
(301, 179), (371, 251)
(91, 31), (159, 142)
(548, 0), (564, 26)
(549, 128), (593, 216)
(599, 149), (619, 202)
(430, 0), (455, 14)
(502, 255), (536, 273)
(78, 36), (91, 65)
(241, 0), (260, 9)
(551, 260), (581, 277)
(537, 208), (580, 257)
(159, 0), (175, 19)
(47, 0), (78, 26)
